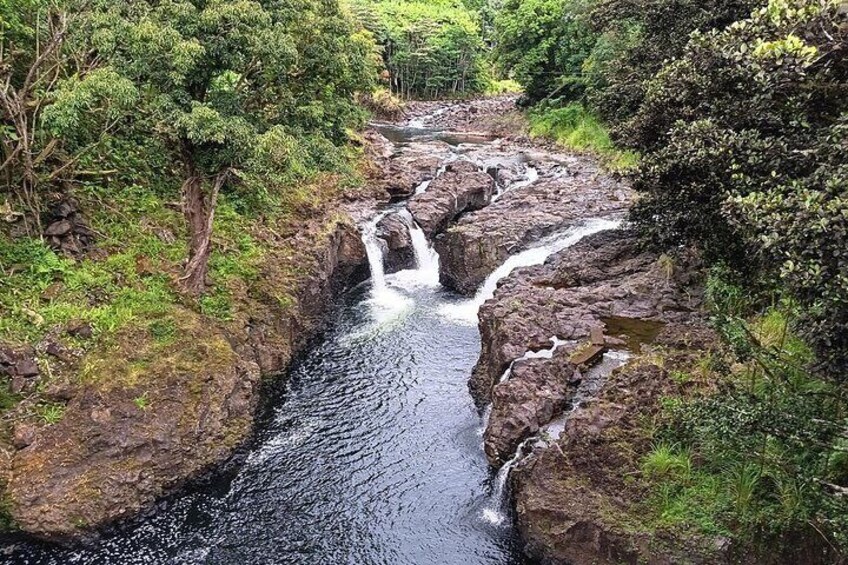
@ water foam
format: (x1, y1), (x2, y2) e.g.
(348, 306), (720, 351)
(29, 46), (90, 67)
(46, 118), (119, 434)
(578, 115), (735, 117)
(441, 218), (622, 325)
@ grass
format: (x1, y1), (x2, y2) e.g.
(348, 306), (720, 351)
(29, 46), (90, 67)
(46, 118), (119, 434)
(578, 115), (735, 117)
(486, 78), (523, 95)
(133, 392), (150, 410)
(529, 103), (639, 172)
(36, 402), (66, 425)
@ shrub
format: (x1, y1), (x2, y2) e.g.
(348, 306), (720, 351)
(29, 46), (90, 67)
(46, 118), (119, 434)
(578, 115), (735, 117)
(628, 0), (848, 377)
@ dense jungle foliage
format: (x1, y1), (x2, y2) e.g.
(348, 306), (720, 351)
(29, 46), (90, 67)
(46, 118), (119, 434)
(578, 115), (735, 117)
(495, 0), (848, 555)
(350, 0), (489, 99)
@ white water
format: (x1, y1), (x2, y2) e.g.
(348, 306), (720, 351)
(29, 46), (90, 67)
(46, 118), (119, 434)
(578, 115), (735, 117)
(388, 211), (441, 289)
(441, 218), (622, 325)
(541, 350), (632, 442)
(414, 180), (432, 195)
(361, 214), (413, 322)
(498, 337), (569, 384)
(482, 436), (537, 526)
(492, 166), (539, 203)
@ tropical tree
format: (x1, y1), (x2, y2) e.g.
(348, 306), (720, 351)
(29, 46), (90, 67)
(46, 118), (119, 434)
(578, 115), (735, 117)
(84, 0), (376, 294)
(0, 0), (138, 231)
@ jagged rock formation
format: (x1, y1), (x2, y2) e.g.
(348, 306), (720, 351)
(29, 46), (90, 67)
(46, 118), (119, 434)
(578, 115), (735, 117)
(437, 162), (632, 295)
(407, 161), (494, 237)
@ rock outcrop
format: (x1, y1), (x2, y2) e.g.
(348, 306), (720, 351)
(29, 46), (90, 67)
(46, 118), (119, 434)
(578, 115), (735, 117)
(471, 230), (702, 405)
(376, 213), (414, 273)
(484, 349), (578, 466)
(363, 130), (451, 200)
(511, 325), (727, 565)
(4, 214), (369, 542)
(407, 160), (494, 237)
(437, 160), (632, 294)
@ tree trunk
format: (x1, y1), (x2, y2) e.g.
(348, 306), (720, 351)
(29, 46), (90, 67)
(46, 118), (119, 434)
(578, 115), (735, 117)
(180, 170), (228, 296)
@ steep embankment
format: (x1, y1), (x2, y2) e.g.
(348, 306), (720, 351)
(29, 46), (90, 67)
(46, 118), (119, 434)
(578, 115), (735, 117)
(3, 213), (368, 541)
(0, 134), (449, 541)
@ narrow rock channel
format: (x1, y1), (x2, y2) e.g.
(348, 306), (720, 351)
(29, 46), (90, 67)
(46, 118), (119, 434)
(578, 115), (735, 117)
(4, 97), (631, 564)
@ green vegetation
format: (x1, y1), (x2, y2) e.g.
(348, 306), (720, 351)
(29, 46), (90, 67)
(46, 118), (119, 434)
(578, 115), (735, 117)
(36, 402), (65, 425)
(351, 0), (488, 98)
(493, 0), (848, 556)
(0, 0), (381, 443)
(528, 103), (638, 171)
(640, 275), (848, 554)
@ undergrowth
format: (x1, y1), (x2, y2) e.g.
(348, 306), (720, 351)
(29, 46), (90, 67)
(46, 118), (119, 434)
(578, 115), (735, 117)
(639, 269), (848, 557)
(528, 102), (638, 172)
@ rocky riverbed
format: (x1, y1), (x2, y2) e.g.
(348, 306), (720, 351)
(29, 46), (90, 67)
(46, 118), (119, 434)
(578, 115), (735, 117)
(3, 95), (730, 564)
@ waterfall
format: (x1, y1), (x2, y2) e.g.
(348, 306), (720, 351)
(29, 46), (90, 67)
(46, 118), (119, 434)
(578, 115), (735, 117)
(389, 211), (441, 289)
(361, 214), (390, 295)
(442, 218), (622, 324)
(481, 436), (536, 526)
(414, 180), (432, 195)
(361, 214), (412, 321)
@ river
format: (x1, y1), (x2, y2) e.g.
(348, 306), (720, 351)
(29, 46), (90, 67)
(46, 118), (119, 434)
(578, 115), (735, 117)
(5, 115), (618, 564)
(6, 207), (536, 564)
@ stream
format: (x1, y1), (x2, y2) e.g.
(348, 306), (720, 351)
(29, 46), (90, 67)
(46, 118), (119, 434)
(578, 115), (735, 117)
(5, 120), (614, 565)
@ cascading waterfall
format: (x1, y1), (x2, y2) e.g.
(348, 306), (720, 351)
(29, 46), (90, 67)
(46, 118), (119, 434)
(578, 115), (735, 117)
(442, 218), (622, 324)
(361, 214), (412, 321)
(482, 437), (537, 526)
(405, 214), (441, 286)
(361, 213), (390, 294)
(482, 348), (635, 527)
(387, 211), (441, 289)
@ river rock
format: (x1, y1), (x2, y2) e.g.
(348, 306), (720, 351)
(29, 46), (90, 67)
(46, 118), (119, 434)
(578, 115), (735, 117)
(364, 130), (451, 200)
(403, 96), (519, 132)
(376, 213), (414, 273)
(484, 349), (577, 466)
(42, 198), (96, 258)
(436, 158), (632, 295)
(511, 325), (732, 565)
(407, 160), (494, 237)
(471, 230), (704, 406)
(12, 424), (38, 449)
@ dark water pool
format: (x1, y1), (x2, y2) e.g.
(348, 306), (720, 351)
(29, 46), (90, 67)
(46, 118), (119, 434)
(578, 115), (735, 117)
(4, 274), (527, 565)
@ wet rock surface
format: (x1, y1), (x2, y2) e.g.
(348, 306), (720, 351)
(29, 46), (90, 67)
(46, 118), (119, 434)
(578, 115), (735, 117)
(363, 130), (451, 200)
(511, 325), (728, 565)
(376, 213), (414, 273)
(437, 159), (632, 295)
(407, 160), (494, 237)
(472, 229), (703, 406)
(403, 96), (520, 133)
(484, 349), (578, 466)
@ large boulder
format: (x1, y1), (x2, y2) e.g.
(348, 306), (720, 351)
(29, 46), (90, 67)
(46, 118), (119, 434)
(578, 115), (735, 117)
(407, 160), (494, 237)
(484, 350), (577, 466)
(364, 130), (451, 200)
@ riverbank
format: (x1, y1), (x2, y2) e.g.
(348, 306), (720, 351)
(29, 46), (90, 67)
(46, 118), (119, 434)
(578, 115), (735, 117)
(0, 157), (396, 541)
